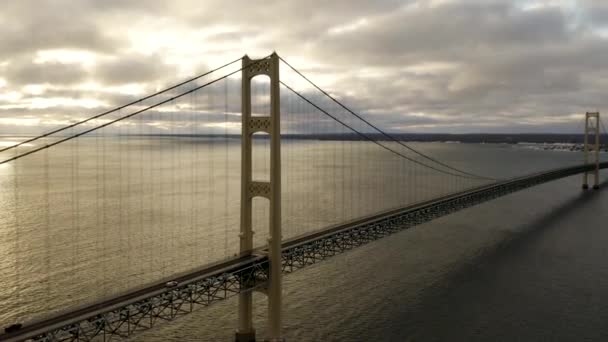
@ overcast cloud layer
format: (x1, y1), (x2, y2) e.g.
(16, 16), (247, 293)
(1, 0), (607, 134)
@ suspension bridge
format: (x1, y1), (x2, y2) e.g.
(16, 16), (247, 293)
(0, 53), (606, 342)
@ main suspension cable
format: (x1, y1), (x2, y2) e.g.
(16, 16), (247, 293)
(0, 57), (243, 153)
(0, 56), (271, 165)
(279, 56), (496, 181)
(281, 81), (496, 181)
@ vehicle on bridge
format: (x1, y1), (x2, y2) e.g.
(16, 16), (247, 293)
(4, 323), (22, 334)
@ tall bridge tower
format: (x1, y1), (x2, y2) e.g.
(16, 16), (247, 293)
(583, 111), (601, 190)
(237, 53), (284, 342)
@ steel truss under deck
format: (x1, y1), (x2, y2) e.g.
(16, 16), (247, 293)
(3, 162), (607, 342)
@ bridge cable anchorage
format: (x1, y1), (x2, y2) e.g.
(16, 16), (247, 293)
(280, 81), (493, 180)
(0, 57), (243, 154)
(278, 56), (497, 182)
(0, 55), (272, 165)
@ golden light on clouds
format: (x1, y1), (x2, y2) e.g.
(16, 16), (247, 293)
(34, 49), (97, 66)
(22, 84), (47, 95)
(0, 118), (41, 127)
(204, 121), (241, 133)
(401, 62), (460, 75)
(0, 91), (22, 102)
(1, 97), (106, 110)
(328, 18), (369, 35)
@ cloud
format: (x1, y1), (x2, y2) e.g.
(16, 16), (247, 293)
(580, 1), (608, 26)
(3, 59), (90, 86)
(0, 2), (124, 60)
(0, 0), (607, 135)
(93, 54), (177, 85)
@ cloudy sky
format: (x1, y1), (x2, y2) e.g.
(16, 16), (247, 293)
(1, 0), (607, 135)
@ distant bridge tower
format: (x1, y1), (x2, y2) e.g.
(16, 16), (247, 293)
(237, 52), (284, 342)
(583, 111), (600, 190)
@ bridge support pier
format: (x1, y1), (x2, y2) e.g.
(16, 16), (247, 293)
(582, 112), (601, 190)
(236, 330), (256, 342)
(237, 53), (284, 342)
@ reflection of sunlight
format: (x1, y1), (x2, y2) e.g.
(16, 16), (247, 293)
(0, 161), (15, 272)
(0, 162), (15, 171)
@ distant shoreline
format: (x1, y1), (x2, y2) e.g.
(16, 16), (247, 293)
(0, 133), (606, 145)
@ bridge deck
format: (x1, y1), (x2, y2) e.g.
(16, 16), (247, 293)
(2, 162), (607, 342)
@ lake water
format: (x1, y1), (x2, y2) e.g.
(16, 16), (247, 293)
(1, 137), (607, 341)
